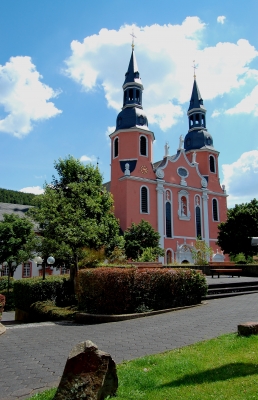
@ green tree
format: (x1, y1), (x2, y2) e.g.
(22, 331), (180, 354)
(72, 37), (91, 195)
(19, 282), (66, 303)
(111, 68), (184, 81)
(124, 219), (164, 260)
(191, 238), (213, 265)
(29, 156), (122, 280)
(0, 214), (39, 274)
(217, 198), (258, 258)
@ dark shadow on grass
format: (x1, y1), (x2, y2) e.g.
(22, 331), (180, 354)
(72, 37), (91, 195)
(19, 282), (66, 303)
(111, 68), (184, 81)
(158, 363), (258, 388)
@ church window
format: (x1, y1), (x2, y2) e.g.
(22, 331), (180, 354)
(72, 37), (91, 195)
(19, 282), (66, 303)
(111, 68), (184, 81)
(212, 198), (219, 221)
(140, 135), (147, 156)
(22, 262), (31, 278)
(209, 155), (215, 172)
(195, 114), (199, 125)
(114, 137), (119, 158)
(201, 115), (205, 126)
(195, 206), (202, 238)
(141, 186), (149, 213)
(166, 202), (172, 238)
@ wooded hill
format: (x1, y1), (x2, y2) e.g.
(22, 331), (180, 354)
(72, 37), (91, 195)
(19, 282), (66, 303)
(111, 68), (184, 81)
(0, 188), (36, 205)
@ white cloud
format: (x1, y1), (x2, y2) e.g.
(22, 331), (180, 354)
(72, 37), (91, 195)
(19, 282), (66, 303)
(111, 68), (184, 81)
(20, 186), (44, 195)
(105, 126), (115, 141)
(80, 155), (96, 163)
(222, 150), (258, 207)
(65, 19), (258, 132)
(225, 85), (258, 116)
(0, 56), (62, 138)
(211, 109), (221, 118)
(217, 16), (226, 24)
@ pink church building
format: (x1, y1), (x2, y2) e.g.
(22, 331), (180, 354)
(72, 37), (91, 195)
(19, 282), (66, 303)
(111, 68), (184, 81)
(108, 49), (227, 264)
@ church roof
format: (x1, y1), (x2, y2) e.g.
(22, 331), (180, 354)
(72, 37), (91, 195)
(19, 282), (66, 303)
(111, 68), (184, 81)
(123, 49), (142, 86)
(188, 79), (206, 112)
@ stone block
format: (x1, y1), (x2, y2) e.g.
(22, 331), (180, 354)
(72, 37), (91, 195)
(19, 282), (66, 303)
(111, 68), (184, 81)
(238, 322), (258, 336)
(53, 340), (118, 400)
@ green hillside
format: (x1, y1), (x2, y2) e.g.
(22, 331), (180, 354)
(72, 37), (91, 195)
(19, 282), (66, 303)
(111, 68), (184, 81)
(0, 188), (36, 205)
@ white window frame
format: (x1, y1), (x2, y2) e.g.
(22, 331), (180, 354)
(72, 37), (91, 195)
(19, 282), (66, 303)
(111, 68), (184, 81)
(212, 198), (219, 222)
(22, 262), (32, 278)
(165, 189), (173, 238)
(194, 195), (202, 238)
(209, 154), (216, 173)
(140, 185), (150, 214)
(139, 135), (148, 157)
(113, 136), (119, 159)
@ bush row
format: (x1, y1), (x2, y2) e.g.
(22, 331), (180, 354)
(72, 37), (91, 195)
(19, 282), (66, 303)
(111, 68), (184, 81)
(29, 301), (77, 322)
(76, 267), (208, 314)
(13, 275), (75, 312)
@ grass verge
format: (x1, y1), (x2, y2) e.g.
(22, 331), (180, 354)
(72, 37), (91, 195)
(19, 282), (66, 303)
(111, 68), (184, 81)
(27, 333), (258, 399)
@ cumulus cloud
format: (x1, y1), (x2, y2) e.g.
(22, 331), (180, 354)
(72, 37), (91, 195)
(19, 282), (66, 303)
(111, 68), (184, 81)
(105, 126), (115, 141)
(0, 56), (62, 138)
(217, 16), (226, 24)
(65, 19), (258, 132)
(20, 186), (44, 195)
(225, 85), (258, 116)
(222, 150), (258, 207)
(80, 155), (97, 163)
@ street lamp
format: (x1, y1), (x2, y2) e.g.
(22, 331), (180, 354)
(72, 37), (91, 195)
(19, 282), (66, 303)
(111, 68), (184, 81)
(34, 256), (55, 280)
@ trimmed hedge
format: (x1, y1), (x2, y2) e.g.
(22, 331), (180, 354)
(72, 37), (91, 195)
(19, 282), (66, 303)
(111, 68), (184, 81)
(29, 301), (77, 322)
(13, 275), (75, 312)
(76, 268), (208, 314)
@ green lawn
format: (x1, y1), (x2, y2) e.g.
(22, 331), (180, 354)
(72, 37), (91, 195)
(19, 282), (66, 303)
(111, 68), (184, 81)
(28, 333), (258, 400)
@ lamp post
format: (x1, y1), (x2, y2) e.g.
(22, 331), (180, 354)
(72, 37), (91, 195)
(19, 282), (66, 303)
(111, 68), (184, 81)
(34, 256), (55, 280)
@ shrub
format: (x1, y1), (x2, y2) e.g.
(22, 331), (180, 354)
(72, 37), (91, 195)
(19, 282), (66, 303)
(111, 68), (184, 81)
(0, 276), (14, 291)
(0, 293), (5, 307)
(0, 277), (14, 310)
(13, 275), (75, 312)
(30, 301), (77, 322)
(76, 268), (207, 314)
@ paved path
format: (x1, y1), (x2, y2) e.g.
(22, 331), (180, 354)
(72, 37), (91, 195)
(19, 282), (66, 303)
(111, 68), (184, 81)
(1, 290), (258, 400)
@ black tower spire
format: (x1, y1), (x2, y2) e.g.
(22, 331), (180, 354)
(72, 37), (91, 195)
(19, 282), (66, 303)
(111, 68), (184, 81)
(115, 49), (149, 132)
(184, 78), (214, 151)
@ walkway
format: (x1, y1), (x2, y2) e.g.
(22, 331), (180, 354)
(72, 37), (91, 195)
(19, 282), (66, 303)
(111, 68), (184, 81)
(1, 285), (258, 399)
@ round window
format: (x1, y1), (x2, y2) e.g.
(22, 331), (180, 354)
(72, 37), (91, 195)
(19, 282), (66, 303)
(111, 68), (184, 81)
(177, 167), (188, 178)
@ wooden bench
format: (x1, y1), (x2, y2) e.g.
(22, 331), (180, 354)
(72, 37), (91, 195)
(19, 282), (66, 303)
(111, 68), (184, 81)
(210, 269), (242, 278)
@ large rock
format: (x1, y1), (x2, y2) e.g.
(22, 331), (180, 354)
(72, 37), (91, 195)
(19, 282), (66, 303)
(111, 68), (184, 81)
(238, 322), (258, 336)
(53, 340), (118, 400)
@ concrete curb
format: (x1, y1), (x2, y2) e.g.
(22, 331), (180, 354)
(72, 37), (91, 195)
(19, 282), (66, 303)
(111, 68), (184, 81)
(75, 302), (204, 324)
(0, 322), (6, 335)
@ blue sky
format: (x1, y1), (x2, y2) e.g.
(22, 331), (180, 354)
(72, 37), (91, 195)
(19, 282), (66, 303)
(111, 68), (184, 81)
(0, 0), (257, 207)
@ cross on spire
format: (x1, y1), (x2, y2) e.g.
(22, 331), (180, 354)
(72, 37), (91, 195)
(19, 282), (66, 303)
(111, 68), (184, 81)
(193, 60), (198, 79)
(130, 29), (136, 50)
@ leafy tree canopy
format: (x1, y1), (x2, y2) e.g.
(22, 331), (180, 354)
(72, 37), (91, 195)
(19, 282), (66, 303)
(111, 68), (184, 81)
(0, 214), (39, 273)
(217, 198), (258, 257)
(124, 219), (164, 260)
(29, 156), (122, 273)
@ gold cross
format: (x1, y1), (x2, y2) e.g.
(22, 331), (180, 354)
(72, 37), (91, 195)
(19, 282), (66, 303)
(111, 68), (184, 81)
(193, 60), (198, 79)
(130, 29), (136, 50)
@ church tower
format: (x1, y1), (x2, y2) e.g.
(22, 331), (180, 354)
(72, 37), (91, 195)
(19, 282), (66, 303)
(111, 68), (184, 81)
(110, 48), (156, 231)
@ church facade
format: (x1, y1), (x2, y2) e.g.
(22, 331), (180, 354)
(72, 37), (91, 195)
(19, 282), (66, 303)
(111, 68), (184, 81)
(109, 49), (227, 264)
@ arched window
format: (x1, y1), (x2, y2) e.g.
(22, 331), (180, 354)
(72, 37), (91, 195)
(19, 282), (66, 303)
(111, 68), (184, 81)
(140, 135), (147, 156)
(166, 249), (173, 264)
(209, 155), (215, 173)
(141, 186), (149, 213)
(166, 202), (172, 238)
(195, 195), (202, 238)
(129, 88), (133, 101)
(212, 198), (219, 221)
(114, 137), (118, 158)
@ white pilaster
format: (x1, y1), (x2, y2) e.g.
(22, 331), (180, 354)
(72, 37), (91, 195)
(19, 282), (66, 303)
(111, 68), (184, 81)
(156, 181), (165, 263)
(202, 189), (209, 246)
